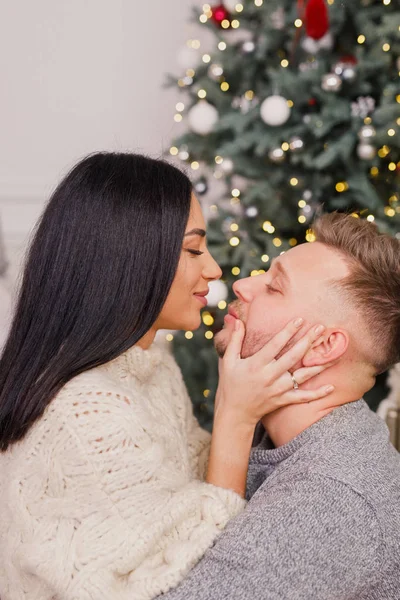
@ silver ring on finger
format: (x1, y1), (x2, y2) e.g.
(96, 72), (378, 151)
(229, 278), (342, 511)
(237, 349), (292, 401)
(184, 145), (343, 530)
(291, 374), (299, 390)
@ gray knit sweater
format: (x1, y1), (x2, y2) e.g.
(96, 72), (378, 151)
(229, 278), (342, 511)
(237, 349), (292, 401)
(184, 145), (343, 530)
(161, 400), (400, 599)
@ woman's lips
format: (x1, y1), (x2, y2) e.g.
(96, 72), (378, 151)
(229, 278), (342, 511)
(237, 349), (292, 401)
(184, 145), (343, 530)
(194, 294), (208, 307)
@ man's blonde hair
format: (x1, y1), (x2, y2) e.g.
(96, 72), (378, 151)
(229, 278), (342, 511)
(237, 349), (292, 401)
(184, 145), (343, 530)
(313, 212), (400, 374)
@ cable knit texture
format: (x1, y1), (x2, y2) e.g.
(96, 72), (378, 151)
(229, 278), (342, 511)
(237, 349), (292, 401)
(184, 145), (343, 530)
(0, 344), (245, 600)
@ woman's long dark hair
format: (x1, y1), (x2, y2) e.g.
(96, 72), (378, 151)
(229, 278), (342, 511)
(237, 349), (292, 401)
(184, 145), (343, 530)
(0, 152), (192, 451)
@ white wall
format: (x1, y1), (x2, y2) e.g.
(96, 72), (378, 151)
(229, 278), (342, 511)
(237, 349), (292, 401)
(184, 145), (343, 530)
(0, 0), (204, 278)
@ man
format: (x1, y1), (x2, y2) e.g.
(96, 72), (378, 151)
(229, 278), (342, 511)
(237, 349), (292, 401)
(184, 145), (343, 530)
(162, 213), (400, 599)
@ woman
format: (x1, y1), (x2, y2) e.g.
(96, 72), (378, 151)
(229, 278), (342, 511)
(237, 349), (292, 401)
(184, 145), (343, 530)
(0, 153), (333, 600)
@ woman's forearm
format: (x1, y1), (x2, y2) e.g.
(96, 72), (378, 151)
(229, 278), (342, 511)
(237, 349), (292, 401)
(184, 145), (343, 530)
(205, 407), (255, 498)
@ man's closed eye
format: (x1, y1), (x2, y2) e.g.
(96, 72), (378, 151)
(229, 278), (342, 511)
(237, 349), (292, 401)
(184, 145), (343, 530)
(266, 284), (281, 294)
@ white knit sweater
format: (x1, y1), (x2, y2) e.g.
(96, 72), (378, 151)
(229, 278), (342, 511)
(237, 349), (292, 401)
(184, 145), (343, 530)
(0, 344), (245, 600)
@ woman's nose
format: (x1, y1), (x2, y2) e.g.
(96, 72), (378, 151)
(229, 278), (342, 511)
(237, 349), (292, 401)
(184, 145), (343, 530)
(203, 253), (223, 281)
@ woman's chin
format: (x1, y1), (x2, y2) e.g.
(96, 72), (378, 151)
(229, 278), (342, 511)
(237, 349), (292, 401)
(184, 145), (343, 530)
(182, 316), (202, 332)
(164, 313), (202, 333)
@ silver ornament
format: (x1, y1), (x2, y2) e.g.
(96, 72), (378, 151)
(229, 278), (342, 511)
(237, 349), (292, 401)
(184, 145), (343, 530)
(299, 203), (315, 223)
(188, 101), (218, 135)
(221, 158), (234, 174)
(333, 62), (345, 76)
(357, 143), (376, 160)
(242, 41), (255, 53)
(208, 63), (224, 81)
(194, 178), (208, 195)
(342, 67), (356, 82)
(351, 96), (375, 119)
(178, 145), (189, 161)
(358, 125), (376, 141)
(246, 207), (259, 218)
(333, 58), (357, 81)
(289, 136), (304, 152)
(260, 95), (291, 126)
(321, 73), (342, 93)
(268, 147), (286, 163)
(303, 190), (313, 201)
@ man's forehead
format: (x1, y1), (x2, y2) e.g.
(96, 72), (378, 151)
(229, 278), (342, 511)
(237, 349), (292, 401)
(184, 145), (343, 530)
(277, 242), (350, 282)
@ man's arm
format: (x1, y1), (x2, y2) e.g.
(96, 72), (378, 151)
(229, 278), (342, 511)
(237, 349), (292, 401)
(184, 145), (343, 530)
(161, 473), (383, 600)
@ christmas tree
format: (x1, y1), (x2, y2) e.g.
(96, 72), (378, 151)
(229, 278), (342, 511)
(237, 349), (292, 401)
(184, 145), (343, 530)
(166, 0), (400, 430)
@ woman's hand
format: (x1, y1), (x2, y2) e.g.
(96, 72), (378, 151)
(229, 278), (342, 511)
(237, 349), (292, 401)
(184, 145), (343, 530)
(215, 317), (334, 427)
(206, 318), (335, 498)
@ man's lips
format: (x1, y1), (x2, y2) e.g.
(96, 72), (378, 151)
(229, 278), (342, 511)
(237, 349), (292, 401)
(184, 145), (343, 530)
(228, 305), (239, 319)
(224, 303), (240, 326)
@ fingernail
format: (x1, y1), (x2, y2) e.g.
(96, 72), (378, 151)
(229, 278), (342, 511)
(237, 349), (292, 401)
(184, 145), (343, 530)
(314, 325), (325, 335)
(325, 385), (334, 394)
(294, 318), (303, 327)
(235, 319), (240, 331)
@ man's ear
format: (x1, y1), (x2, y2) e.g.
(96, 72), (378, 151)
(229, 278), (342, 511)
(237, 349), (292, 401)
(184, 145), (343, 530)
(302, 329), (349, 367)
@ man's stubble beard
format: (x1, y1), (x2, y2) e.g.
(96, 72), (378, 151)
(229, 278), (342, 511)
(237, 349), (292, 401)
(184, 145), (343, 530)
(214, 300), (298, 360)
(214, 300), (273, 359)
(214, 326), (272, 359)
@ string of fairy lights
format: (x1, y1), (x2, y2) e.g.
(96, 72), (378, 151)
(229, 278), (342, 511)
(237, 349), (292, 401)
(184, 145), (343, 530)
(166, 0), (400, 349)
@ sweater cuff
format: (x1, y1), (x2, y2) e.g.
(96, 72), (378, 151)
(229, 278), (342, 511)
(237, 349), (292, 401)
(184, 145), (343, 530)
(201, 483), (247, 529)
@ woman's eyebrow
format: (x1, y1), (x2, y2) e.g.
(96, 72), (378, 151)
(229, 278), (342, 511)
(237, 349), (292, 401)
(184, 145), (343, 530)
(184, 228), (206, 238)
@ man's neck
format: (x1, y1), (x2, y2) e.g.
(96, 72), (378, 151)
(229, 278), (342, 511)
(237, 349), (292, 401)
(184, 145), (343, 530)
(261, 392), (361, 448)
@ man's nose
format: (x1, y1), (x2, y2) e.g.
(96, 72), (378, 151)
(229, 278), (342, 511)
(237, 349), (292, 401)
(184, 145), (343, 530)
(233, 274), (264, 303)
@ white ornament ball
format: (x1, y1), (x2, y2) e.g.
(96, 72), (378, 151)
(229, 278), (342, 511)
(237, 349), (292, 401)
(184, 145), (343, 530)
(208, 63), (224, 81)
(177, 46), (199, 71)
(260, 95), (290, 127)
(222, 0), (239, 11)
(246, 206), (259, 218)
(221, 158), (234, 174)
(342, 66), (357, 82)
(268, 147), (286, 163)
(357, 143), (376, 160)
(188, 101), (218, 135)
(358, 125), (376, 141)
(206, 279), (229, 306)
(321, 73), (342, 92)
(302, 36), (319, 54)
(242, 40), (255, 53)
(289, 136), (304, 152)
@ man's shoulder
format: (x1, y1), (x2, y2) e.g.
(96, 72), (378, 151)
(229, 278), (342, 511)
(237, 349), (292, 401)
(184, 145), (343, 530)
(302, 401), (400, 494)
(247, 403), (400, 556)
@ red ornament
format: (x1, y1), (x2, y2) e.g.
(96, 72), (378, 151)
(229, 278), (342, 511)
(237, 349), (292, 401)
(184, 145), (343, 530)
(338, 54), (357, 65)
(211, 4), (230, 26)
(308, 97), (317, 106)
(304, 0), (329, 40)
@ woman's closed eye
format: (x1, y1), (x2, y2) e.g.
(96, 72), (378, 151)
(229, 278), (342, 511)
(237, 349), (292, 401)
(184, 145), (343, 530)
(186, 249), (204, 256)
